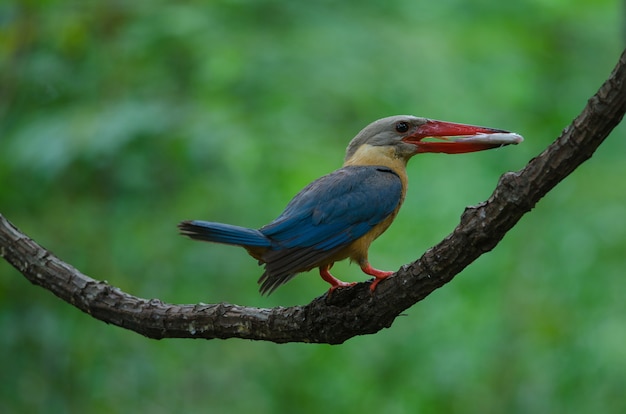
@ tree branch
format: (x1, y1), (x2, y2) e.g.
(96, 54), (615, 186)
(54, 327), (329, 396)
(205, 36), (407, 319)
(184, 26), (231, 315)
(2, 50), (625, 344)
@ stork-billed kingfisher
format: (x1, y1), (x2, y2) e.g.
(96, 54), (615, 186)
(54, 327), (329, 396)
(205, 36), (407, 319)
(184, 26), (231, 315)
(179, 115), (522, 295)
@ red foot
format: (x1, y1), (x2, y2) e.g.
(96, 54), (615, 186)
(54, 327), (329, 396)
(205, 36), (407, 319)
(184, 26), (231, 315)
(361, 263), (394, 292)
(319, 265), (356, 294)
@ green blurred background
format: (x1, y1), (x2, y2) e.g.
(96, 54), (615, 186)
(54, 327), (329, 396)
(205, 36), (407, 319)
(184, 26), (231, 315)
(1, 0), (625, 412)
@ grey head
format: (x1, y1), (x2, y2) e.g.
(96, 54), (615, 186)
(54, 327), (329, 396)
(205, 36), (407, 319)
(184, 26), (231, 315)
(344, 115), (429, 161)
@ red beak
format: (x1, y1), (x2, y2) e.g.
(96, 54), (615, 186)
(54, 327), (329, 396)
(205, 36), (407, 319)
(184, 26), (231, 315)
(403, 119), (523, 154)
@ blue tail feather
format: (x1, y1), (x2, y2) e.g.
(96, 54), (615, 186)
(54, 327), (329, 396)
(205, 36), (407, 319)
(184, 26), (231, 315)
(179, 220), (271, 248)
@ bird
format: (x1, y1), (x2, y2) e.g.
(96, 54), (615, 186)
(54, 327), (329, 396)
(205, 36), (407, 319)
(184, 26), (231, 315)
(179, 115), (522, 295)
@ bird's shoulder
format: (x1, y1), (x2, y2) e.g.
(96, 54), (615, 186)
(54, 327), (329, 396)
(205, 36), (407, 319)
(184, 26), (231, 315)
(283, 165), (401, 214)
(260, 165), (402, 243)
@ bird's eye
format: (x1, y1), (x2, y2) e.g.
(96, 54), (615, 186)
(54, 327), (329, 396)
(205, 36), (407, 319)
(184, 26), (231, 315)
(395, 121), (409, 133)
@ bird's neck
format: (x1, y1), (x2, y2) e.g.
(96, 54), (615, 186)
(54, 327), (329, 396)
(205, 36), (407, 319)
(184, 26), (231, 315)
(343, 144), (409, 189)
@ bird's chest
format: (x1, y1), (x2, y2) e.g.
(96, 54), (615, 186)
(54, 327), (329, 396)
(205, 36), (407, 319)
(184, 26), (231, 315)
(364, 190), (405, 239)
(342, 183), (406, 263)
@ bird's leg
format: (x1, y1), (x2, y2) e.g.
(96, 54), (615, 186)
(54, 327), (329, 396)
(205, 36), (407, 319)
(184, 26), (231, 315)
(360, 262), (394, 292)
(319, 264), (356, 293)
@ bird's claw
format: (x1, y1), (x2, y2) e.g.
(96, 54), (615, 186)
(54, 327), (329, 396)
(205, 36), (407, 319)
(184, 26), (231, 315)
(368, 271), (394, 293)
(369, 278), (382, 293)
(327, 281), (357, 295)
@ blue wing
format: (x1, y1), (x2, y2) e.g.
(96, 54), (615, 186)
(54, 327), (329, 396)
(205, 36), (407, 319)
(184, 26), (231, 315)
(257, 165), (402, 293)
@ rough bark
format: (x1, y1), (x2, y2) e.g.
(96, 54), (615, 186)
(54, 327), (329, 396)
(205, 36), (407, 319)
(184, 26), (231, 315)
(1, 49), (625, 344)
